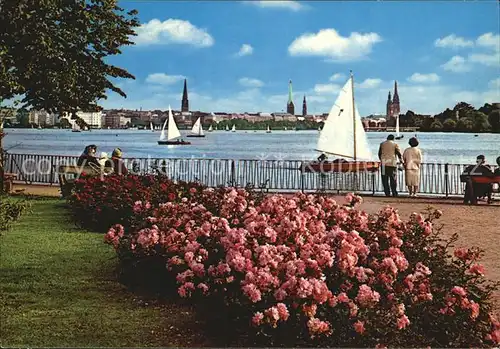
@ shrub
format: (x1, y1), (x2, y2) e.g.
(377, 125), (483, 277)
(68, 173), (266, 233)
(105, 190), (499, 347)
(68, 174), (206, 232)
(0, 196), (31, 232)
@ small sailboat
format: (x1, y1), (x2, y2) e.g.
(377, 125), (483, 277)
(72, 122), (81, 133)
(225, 125), (230, 132)
(150, 122), (154, 132)
(231, 125), (236, 132)
(266, 125), (271, 133)
(187, 117), (205, 138)
(395, 114), (403, 140)
(301, 71), (380, 173)
(158, 105), (191, 145)
(208, 124), (213, 132)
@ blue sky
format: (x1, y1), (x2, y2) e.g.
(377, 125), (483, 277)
(103, 0), (500, 115)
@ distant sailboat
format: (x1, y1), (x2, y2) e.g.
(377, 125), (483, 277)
(208, 124), (213, 132)
(231, 125), (236, 132)
(302, 71), (380, 173)
(72, 122), (81, 133)
(395, 114), (403, 140)
(158, 105), (190, 145)
(225, 124), (230, 132)
(150, 122), (154, 132)
(187, 117), (205, 138)
(266, 125), (271, 133)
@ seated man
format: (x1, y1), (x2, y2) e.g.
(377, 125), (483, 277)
(463, 155), (494, 204)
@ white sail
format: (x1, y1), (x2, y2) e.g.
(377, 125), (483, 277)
(159, 117), (168, 141)
(150, 122), (154, 131)
(315, 75), (373, 160)
(166, 105), (181, 141)
(208, 124), (213, 132)
(191, 117), (204, 136)
(231, 124), (236, 132)
(267, 125), (271, 133)
(225, 125), (229, 131)
(395, 114), (400, 137)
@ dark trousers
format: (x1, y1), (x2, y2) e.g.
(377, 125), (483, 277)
(381, 165), (398, 197)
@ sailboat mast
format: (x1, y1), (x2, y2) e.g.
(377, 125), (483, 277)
(350, 70), (357, 161)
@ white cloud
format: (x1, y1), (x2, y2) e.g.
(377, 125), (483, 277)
(329, 73), (345, 81)
(441, 55), (471, 73)
(238, 77), (264, 88)
(145, 73), (185, 85)
(468, 52), (500, 67)
(235, 44), (253, 57)
(489, 77), (500, 89)
(313, 84), (340, 95)
(407, 73), (440, 84)
(434, 34), (474, 49)
(288, 29), (382, 61)
(357, 78), (382, 89)
(243, 1), (305, 11)
(476, 32), (500, 51)
(134, 19), (214, 47)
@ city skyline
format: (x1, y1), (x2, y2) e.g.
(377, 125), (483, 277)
(101, 1), (499, 115)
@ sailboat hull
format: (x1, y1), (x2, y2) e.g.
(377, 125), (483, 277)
(186, 134), (206, 138)
(301, 161), (380, 173)
(157, 140), (191, 145)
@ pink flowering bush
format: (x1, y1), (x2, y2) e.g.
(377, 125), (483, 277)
(105, 190), (499, 347)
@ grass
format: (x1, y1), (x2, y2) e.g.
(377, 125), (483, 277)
(0, 199), (208, 347)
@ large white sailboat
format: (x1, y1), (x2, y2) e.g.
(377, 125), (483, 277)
(187, 117), (205, 138)
(158, 105), (190, 145)
(302, 71), (379, 173)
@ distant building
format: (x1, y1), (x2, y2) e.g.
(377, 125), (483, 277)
(286, 80), (295, 115)
(29, 110), (57, 126)
(76, 111), (103, 128)
(386, 81), (400, 120)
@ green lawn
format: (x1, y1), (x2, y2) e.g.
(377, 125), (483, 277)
(0, 199), (207, 347)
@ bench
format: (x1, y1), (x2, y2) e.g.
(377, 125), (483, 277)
(58, 165), (114, 198)
(460, 173), (500, 204)
(2, 172), (18, 193)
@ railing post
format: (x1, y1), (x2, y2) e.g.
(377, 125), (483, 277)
(371, 171), (376, 196)
(444, 163), (449, 197)
(300, 161), (305, 193)
(231, 160), (236, 187)
(49, 156), (55, 186)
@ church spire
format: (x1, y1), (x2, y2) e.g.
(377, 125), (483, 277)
(302, 95), (307, 116)
(392, 81), (399, 104)
(181, 79), (189, 113)
(286, 79), (295, 115)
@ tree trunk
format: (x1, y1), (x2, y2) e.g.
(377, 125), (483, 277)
(0, 118), (4, 195)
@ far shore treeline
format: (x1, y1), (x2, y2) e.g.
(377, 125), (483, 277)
(2, 101), (499, 133)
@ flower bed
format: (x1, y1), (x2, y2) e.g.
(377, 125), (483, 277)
(104, 188), (499, 347)
(68, 174), (208, 232)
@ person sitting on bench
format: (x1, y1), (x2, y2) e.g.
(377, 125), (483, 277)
(463, 155), (494, 203)
(494, 156), (500, 175)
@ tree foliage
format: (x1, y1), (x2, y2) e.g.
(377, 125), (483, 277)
(0, 0), (140, 116)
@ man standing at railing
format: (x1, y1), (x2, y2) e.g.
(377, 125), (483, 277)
(378, 134), (403, 197)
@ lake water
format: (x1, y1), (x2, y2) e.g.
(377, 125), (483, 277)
(3, 129), (500, 165)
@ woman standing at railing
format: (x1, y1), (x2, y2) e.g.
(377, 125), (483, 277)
(403, 137), (422, 197)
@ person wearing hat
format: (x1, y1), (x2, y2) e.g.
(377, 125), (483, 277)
(77, 144), (100, 167)
(111, 148), (128, 175)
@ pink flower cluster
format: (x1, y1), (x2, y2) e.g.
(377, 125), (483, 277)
(104, 189), (499, 346)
